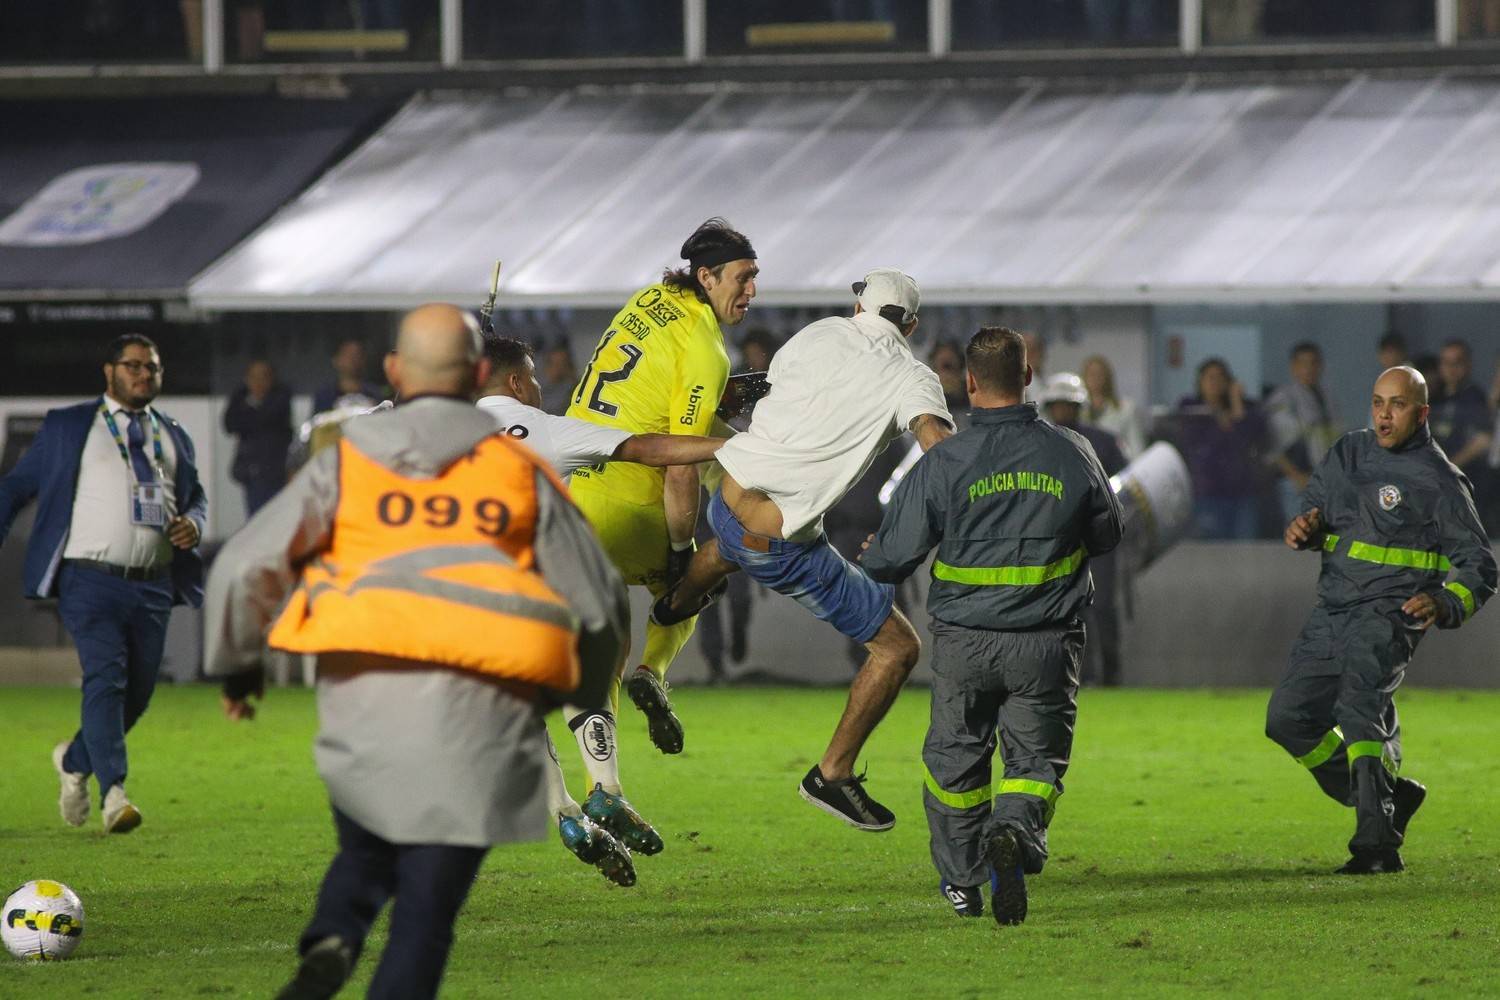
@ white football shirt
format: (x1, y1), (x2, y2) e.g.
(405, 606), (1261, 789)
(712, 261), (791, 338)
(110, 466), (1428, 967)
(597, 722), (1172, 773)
(715, 311), (952, 542)
(476, 395), (631, 478)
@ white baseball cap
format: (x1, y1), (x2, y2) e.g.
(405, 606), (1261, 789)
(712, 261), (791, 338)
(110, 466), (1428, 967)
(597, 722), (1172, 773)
(1040, 372), (1088, 406)
(852, 267), (919, 326)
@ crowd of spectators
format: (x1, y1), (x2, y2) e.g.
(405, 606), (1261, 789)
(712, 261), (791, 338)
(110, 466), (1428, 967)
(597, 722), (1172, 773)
(218, 325), (1500, 550)
(1158, 333), (1500, 542)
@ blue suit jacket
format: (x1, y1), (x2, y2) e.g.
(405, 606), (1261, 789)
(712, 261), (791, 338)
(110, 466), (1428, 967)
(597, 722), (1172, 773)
(0, 398), (208, 606)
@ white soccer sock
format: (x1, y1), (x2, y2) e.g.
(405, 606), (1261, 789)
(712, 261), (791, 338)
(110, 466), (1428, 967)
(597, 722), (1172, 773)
(543, 731), (582, 819)
(567, 707), (622, 796)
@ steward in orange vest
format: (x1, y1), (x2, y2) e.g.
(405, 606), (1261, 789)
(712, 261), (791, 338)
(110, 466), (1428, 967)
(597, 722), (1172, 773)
(203, 305), (628, 1000)
(267, 431), (582, 693)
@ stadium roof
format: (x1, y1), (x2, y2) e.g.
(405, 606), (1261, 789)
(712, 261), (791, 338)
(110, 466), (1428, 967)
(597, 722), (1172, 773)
(190, 75), (1500, 310)
(0, 97), (390, 301)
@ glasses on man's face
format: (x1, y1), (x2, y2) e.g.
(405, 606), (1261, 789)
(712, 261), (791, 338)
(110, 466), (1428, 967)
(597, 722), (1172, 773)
(113, 360), (163, 376)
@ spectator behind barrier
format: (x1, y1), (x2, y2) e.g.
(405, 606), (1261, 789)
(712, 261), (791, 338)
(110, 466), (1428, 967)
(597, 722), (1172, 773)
(1173, 357), (1267, 540)
(1431, 339), (1493, 528)
(738, 327), (782, 376)
(1432, 340), (1492, 476)
(1265, 342), (1341, 523)
(222, 359), (293, 517)
(1042, 371), (1128, 687)
(312, 338), (383, 414)
(1082, 355), (1146, 460)
(538, 339), (579, 416)
(1377, 330), (1409, 372)
(928, 338), (969, 429)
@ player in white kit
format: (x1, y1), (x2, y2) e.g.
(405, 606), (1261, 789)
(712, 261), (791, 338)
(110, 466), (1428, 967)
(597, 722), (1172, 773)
(476, 335), (726, 885)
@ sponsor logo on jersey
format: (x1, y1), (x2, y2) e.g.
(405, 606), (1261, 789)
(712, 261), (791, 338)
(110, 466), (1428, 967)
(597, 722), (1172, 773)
(645, 299), (683, 328)
(680, 384), (705, 425)
(1378, 484), (1402, 511)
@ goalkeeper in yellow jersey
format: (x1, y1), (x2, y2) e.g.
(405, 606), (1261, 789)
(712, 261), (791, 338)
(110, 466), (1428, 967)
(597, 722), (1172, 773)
(566, 218), (758, 754)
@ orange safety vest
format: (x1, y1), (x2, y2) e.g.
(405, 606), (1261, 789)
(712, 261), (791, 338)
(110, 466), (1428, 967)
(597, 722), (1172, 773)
(267, 434), (580, 692)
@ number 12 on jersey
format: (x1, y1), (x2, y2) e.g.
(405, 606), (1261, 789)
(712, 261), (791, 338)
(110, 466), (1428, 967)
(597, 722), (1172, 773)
(574, 331), (644, 418)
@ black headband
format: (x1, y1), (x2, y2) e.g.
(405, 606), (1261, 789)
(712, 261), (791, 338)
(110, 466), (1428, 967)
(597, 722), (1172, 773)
(689, 245), (756, 272)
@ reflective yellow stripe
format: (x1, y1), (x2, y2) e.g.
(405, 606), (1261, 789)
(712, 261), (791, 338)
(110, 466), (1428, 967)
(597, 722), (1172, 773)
(1322, 533), (1340, 553)
(1445, 581), (1476, 619)
(932, 547), (1086, 587)
(996, 778), (1059, 803)
(923, 765), (991, 810)
(1346, 740), (1398, 777)
(1345, 541), (1450, 573)
(1294, 727), (1344, 770)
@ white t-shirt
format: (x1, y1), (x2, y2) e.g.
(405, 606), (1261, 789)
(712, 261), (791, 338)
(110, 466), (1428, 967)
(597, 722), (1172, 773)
(476, 395), (630, 478)
(715, 311), (952, 542)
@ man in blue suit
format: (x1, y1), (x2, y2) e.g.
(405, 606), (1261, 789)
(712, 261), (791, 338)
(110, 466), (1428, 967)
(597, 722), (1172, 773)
(0, 334), (207, 834)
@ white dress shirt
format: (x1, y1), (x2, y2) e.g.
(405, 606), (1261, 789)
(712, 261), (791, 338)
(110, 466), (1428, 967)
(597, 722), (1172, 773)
(63, 395), (178, 569)
(716, 311), (952, 542)
(475, 394), (630, 480)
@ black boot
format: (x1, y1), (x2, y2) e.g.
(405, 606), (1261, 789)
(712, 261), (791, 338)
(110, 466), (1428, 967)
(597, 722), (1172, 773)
(1392, 777), (1427, 838)
(1334, 849), (1404, 875)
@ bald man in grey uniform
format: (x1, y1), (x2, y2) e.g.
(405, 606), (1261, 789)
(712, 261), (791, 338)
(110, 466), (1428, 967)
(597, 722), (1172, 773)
(207, 305), (629, 1000)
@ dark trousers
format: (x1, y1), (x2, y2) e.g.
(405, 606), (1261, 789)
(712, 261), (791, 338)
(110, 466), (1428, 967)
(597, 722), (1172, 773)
(923, 619), (1084, 886)
(57, 563), (173, 805)
(694, 571), (753, 679)
(1265, 606), (1418, 855)
(300, 808), (488, 1000)
(1081, 552), (1121, 685)
(241, 476), (283, 516)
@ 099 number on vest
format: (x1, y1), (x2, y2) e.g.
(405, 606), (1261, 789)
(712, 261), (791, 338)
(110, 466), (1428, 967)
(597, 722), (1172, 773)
(376, 491), (511, 537)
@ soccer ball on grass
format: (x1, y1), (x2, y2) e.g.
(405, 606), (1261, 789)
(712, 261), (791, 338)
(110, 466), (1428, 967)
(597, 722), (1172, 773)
(3, 880), (84, 961)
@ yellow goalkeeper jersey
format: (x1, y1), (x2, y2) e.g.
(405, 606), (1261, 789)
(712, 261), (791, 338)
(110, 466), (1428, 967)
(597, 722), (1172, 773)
(566, 282), (730, 506)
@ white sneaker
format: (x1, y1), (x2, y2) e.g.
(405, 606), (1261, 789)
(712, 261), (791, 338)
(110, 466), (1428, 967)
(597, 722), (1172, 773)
(102, 784), (142, 834)
(52, 741), (89, 827)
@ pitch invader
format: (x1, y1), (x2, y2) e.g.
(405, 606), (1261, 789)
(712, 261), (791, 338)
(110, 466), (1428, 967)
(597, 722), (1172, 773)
(565, 218), (757, 754)
(1270, 365), (1495, 874)
(477, 335), (726, 884)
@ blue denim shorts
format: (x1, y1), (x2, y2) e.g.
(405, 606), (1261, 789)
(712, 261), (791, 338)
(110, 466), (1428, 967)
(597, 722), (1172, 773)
(707, 489), (894, 644)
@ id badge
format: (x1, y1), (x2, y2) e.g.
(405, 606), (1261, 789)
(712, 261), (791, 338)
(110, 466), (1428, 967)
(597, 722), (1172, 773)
(131, 484), (167, 528)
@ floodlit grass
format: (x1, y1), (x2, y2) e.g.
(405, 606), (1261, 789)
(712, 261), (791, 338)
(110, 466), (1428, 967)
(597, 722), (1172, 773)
(2, 685), (1498, 998)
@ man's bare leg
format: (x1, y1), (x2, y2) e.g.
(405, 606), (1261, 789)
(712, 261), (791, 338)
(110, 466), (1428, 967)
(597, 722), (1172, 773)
(658, 539), (738, 618)
(819, 607), (921, 780)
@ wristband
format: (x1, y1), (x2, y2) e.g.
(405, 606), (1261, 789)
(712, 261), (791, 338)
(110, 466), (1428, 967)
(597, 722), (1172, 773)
(670, 539), (694, 552)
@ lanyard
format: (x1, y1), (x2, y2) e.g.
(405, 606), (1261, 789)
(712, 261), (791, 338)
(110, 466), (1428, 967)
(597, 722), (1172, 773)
(99, 403), (165, 477)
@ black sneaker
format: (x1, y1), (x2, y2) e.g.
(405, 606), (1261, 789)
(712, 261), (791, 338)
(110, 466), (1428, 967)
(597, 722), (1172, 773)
(1334, 849), (1404, 875)
(1393, 777), (1427, 838)
(626, 670), (684, 755)
(984, 828), (1028, 926)
(648, 578), (729, 628)
(276, 936), (353, 1000)
(797, 765), (896, 831)
(941, 881), (983, 918)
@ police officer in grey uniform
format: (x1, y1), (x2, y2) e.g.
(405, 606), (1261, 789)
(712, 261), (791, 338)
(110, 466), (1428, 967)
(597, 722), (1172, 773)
(1269, 365), (1495, 875)
(862, 327), (1123, 926)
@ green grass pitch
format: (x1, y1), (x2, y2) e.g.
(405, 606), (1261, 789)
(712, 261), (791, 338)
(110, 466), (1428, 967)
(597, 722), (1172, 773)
(2, 685), (1498, 997)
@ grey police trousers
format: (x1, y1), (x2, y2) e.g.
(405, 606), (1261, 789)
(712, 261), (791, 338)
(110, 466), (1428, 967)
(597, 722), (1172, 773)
(922, 618), (1085, 888)
(1265, 605), (1419, 855)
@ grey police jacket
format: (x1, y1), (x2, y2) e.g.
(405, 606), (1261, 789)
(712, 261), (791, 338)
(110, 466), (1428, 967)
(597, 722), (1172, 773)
(863, 403), (1124, 630)
(1303, 424), (1496, 626)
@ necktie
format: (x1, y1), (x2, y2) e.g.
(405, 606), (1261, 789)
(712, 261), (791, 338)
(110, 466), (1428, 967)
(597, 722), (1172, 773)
(126, 412), (157, 485)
